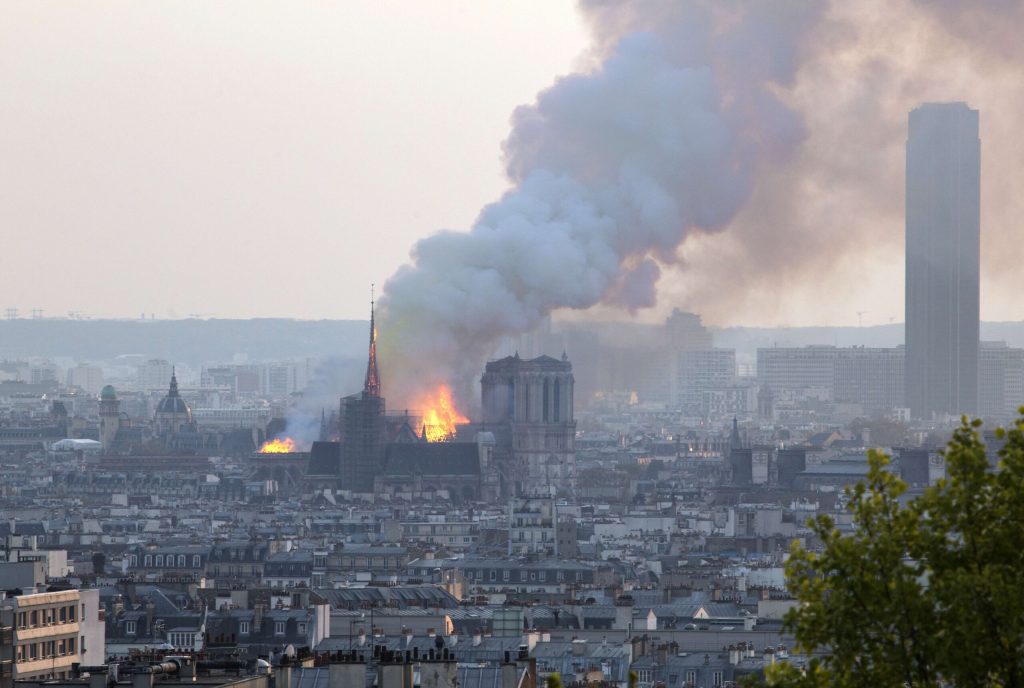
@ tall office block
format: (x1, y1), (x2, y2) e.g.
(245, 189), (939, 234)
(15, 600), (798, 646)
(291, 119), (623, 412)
(905, 103), (980, 419)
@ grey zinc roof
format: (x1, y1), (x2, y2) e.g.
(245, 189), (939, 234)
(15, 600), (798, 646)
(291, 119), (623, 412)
(458, 666), (508, 688)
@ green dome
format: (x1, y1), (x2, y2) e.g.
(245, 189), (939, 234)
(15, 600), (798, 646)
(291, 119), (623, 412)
(100, 385), (117, 400)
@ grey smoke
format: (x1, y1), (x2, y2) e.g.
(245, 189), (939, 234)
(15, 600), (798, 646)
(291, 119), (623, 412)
(282, 355), (363, 448)
(378, 1), (823, 404)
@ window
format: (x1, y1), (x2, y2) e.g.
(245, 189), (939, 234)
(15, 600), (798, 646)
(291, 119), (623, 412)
(520, 570), (527, 582)
(539, 571), (546, 582)
(126, 621), (137, 635)
(713, 671), (723, 687)
(17, 612), (26, 629)
(130, 555), (138, 566)
(144, 555), (152, 567)
(575, 571), (583, 582)
(240, 621), (250, 635)
(297, 622), (306, 635)
(503, 570), (510, 582)
(489, 570), (496, 582)
(68, 637), (76, 654)
(193, 555), (201, 567)
(29, 610), (38, 626)
(58, 639), (66, 655)
(80, 636), (86, 653)
(556, 571), (564, 582)
(69, 605), (76, 622)
(178, 555), (186, 567)
(59, 607), (67, 622)
(29, 643), (38, 660)
(274, 621), (286, 635)
(16, 645), (24, 663)
(155, 555), (164, 567)
(686, 671), (696, 686)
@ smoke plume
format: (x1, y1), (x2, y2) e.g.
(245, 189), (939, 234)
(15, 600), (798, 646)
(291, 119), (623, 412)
(379, 1), (823, 405)
(283, 355), (363, 448)
(379, 0), (1024, 404)
(659, 0), (1024, 326)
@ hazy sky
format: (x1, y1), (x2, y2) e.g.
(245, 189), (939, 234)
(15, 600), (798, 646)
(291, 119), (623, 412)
(2, 1), (1022, 327)
(1, 1), (588, 320)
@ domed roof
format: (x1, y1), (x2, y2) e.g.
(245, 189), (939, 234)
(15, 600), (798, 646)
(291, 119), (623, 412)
(100, 385), (117, 400)
(156, 395), (190, 415)
(155, 368), (191, 419)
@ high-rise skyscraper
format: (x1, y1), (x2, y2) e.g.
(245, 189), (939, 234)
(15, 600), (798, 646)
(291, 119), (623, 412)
(905, 102), (980, 419)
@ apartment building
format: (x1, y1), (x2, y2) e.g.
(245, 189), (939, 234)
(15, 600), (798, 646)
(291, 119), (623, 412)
(1, 588), (103, 682)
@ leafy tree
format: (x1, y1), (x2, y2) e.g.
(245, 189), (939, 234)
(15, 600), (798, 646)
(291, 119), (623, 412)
(756, 413), (1024, 687)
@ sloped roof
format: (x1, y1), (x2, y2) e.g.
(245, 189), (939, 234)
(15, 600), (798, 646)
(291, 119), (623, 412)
(307, 441), (341, 475)
(383, 442), (480, 476)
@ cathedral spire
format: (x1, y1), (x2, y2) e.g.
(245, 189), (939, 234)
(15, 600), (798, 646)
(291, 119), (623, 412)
(364, 286), (381, 397)
(169, 366), (179, 397)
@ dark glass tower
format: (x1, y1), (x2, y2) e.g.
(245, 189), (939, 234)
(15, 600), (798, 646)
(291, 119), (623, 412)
(905, 102), (980, 419)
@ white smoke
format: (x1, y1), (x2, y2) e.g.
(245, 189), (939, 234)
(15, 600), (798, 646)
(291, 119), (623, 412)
(282, 354), (363, 447)
(378, 1), (824, 404)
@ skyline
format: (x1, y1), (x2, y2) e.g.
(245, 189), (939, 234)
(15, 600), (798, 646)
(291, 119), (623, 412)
(2, 1), (1023, 327)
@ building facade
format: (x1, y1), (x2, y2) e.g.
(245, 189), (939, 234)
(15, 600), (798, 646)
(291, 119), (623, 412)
(481, 354), (576, 496)
(978, 342), (1024, 423)
(1, 589), (103, 682)
(757, 346), (904, 413)
(905, 102), (980, 419)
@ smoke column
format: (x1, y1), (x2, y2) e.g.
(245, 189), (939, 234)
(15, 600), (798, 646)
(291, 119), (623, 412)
(378, 1), (824, 404)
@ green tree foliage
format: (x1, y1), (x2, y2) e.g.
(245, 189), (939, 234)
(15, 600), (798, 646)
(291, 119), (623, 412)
(759, 413), (1024, 687)
(546, 673), (563, 688)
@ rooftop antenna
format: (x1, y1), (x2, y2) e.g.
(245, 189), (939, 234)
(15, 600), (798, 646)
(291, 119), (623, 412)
(856, 311), (867, 328)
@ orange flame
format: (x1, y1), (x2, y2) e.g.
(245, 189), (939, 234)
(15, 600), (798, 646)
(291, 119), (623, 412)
(417, 384), (469, 442)
(259, 437), (297, 453)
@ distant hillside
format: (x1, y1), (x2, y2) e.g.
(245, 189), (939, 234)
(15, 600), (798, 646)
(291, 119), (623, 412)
(1, 318), (1022, 366)
(0, 319), (368, 364)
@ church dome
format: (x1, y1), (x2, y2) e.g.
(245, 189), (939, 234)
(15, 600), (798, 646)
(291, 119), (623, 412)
(156, 395), (190, 415)
(100, 385), (117, 400)
(155, 368), (192, 428)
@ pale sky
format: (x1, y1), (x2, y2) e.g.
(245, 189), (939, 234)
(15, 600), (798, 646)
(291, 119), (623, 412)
(0, 1), (588, 320)
(2, 1), (1021, 327)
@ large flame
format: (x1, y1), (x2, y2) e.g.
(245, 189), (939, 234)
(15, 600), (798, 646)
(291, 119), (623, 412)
(258, 437), (297, 453)
(417, 384), (469, 442)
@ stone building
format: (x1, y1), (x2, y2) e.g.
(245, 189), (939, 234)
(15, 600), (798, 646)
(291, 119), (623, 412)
(480, 353), (576, 496)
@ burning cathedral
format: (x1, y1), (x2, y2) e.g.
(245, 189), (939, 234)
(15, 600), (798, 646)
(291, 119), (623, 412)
(304, 303), (577, 500)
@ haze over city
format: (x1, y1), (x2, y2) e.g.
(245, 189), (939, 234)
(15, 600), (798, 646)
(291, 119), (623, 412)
(1, 2), (1024, 687)
(3, 0), (1023, 327)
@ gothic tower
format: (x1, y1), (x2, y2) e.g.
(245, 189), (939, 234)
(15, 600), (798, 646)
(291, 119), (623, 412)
(99, 385), (121, 452)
